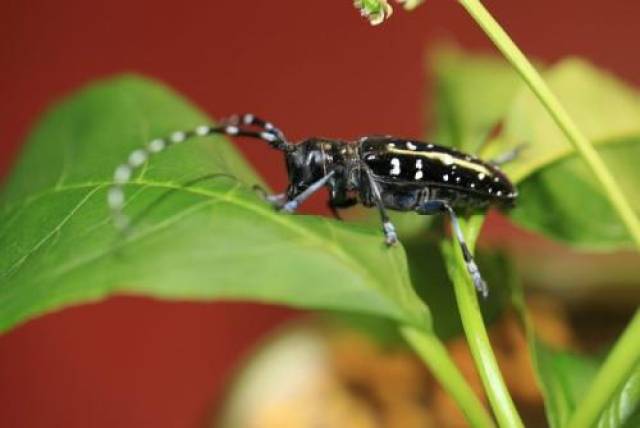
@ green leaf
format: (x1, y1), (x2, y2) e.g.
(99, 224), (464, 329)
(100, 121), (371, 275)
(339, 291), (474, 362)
(531, 339), (601, 428)
(0, 75), (428, 333)
(597, 365), (640, 428)
(430, 48), (640, 250)
(432, 46), (521, 153)
(403, 235), (512, 339)
(521, 323), (640, 428)
(510, 136), (640, 250)
(501, 59), (640, 183)
(498, 60), (640, 250)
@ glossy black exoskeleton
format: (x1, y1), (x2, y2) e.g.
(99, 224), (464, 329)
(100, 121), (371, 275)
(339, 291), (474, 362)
(108, 114), (518, 297)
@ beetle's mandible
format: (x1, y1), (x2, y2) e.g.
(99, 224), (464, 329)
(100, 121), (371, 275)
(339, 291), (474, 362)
(108, 114), (519, 297)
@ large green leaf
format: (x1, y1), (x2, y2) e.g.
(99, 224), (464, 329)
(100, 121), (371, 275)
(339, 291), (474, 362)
(0, 75), (428, 333)
(430, 48), (640, 251)
(498, 60), (640, 250)
(431, 46), (521, 153)
(510, 136), (640, 250)
(500, 59), (640, 183)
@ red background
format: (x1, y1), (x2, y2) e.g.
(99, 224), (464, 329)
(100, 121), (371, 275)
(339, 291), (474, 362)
(1, 1), (639, 427)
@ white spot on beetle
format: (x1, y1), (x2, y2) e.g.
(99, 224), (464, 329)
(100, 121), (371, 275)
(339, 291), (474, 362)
(443, 154), (454, 165)
(416, 159), (423, 169)
(478, 173), (486, 180)
(243, 114), (254, 124)
(494, 176), (500, 183)
(415, 170), (423, 180)
(387, 143), (396, 149)
(496, 190), (503, 196)
(443, 174), (449, 182)
(427, 144), (434, 149)
(455, 176), (461, 183)
(470, 183), (476, 189)
(390, 158), (401, 175)
(366, 154), (376, 161)
(406, 142), (417, 150)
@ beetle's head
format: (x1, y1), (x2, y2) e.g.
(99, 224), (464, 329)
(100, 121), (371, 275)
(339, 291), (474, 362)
(284, 138), (352, 195)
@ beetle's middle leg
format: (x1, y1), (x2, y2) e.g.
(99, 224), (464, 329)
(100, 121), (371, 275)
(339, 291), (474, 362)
(363, 168), (398, 246)
(252, 185), (289, 208)
(416, 200), (489, 298)
(279, 170), (336, 214)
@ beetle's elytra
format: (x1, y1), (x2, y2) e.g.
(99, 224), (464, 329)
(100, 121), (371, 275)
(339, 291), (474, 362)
(108, 114), (519, 297)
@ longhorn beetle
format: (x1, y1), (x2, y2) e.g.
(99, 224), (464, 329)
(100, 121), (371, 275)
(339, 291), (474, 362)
(108, 114), (518, 297)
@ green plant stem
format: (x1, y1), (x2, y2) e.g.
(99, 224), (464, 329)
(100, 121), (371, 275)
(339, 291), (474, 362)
(445, 215), (524, 428)
(400, 325), (496, 428)
(457, 0), (640, 251)
(567, 310), (640, 428)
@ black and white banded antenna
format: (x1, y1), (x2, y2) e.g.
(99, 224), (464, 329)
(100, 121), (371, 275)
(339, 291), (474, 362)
(107, 114), (290, 231)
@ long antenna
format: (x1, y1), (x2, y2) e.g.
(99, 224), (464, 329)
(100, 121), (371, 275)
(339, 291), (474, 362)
(107, 114), (290, 231)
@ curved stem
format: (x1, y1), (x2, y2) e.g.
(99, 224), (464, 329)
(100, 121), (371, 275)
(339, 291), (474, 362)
(443, 215), (524, 428)
(400, 325), (496, 428)
(567, 310), (640, 428)
(457, 0), (640, 251)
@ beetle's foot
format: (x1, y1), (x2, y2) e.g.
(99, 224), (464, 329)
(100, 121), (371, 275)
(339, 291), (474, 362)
(253, 185), (287, 208)
(280, 200), (299, 214)
(383, 221), (398, 246)
(467, 260), (489, 298)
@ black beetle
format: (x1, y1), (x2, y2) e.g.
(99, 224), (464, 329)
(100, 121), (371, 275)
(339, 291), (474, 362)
(108, 114), (518, 297)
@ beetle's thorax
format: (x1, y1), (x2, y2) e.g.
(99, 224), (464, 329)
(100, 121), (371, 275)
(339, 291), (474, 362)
(285, 138), (359, 195)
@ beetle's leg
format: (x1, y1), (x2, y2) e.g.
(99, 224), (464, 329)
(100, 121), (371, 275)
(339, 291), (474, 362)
(108, 123), (291, 232)
(416, 200), (489, 298)
(489, 143), (527, 166)
(224, 113), (287, 142)
(252, 185), (288, 207)
(266, 193), (288, 205)
(279, 171), (336, 214)
(363, 168), (398, 246)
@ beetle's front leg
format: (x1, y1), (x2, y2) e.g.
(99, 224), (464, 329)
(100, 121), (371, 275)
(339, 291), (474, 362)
(252, 185), (289, 208)
(416, 200), (489, 298)
(363, 168), (398, 246)
(279, 171), (336, 214)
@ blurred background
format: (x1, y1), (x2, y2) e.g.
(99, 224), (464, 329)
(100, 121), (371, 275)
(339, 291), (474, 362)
(1, 1), (639, 427)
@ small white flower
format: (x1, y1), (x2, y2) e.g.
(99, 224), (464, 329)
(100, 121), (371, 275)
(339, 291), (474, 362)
(353, 0), (393, 26)
(354, 0), (424, 25)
